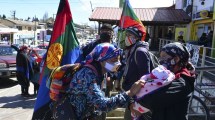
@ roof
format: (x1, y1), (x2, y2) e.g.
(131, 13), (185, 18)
(5, 19), (35, 26)
(0, 23), (9, 28)
(89, 7), (191, 25)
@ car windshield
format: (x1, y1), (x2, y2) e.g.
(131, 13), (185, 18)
(37, 49), (47, 56)
(0, 46), (16, 56)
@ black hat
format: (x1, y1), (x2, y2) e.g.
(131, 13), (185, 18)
(162, 42), (190, 65)
(125, 26), (143, 39)
(100, 24), (113, 31)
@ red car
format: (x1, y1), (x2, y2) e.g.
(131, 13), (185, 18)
(0, 45), (17, 78)
(37, 42), (49, 49)
(29, 48), (46, 63)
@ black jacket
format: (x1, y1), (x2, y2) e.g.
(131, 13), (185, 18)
(82, 40), (100, 59)
(122, 41), (152, 91)
(16, 50), (34, 87)
(137, 73), (195, 120)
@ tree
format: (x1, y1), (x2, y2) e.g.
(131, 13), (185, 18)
(32, 17), (39, 22)
(43, 12), (49, 22)
(2, 14), (6, 19)
(25, 17), (31, 21)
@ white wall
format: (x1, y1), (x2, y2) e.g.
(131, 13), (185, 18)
(193, 0), (214, 12)
(175, 0), (214, 11)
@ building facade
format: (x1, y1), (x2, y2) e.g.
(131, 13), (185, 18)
(0, 18), (37, 44)
(0, 23), (18, 44)
(176, 0), (214, 42)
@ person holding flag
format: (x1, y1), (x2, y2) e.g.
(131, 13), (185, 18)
(118, 0), (156, 119)
(32, 0), (81, 119)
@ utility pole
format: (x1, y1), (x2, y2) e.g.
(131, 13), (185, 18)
(53, 14), (56, 23)
(11, 10), (16, 20)
(90, 1), (97, 34)
(212, 0), (215, 57)
(34, 15), (37, 44)
(119, 0), (125, 8)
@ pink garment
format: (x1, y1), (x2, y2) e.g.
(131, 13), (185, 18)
(132, 65), (175, 116)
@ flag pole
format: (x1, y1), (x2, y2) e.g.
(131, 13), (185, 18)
(118, 0), (127, 47)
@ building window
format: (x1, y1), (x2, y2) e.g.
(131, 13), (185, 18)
(17, 26), (22, 30)
(28, 27), (31, 31)
(37, 26), (42, 29)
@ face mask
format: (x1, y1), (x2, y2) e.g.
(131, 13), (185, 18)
(159, 58), (175, 71)
(125, 36), (136, 46)
(104, 61), (121, 72)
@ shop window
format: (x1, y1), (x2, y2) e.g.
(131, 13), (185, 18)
(17, 26), (22, 30)
(46, 29), (52, 35)
(28, 27), (31, 31)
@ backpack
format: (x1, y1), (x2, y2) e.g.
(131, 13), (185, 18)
(46, 63), (82, 101)
(134, 42), (159, 70)
(46, 63), (82, 120)
(46, 63), (99, 120)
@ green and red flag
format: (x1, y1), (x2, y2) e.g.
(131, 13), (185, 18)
(32, 0), (81, 119)
(119, 0), (146, 41)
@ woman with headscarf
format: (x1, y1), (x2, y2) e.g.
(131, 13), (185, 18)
(51, 43), (144, 120)
(16, 45), (34, 96)
(130, 42), (195, 120)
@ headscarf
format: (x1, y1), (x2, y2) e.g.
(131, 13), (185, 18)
(85, 43), (122, 64)
(161, 42), (190, 64)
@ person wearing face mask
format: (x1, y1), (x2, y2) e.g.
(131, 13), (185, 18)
(130, 42), (195, 120)
(121, 26), (156, 120)
(81, 24), (118, 99)
(51, 43), (145, 120)
(16, 45), (34, 97)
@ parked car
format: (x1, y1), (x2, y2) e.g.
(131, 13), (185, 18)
(29, 48), (47, 63)
(37, 42), (49, 49)
(0, 45), (17, 78)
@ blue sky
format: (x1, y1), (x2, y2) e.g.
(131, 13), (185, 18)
(0, 0), (174, 26)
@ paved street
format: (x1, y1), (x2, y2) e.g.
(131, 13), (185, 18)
(0, 77), (35, 120)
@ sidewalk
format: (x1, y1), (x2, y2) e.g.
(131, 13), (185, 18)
(0, 80), (35, 120)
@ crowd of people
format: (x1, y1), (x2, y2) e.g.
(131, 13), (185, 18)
(14, 24), (196, 120)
